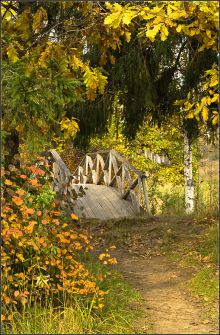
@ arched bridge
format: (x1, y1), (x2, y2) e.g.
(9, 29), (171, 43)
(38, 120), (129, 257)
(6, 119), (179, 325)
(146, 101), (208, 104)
(49, 149), (151, 220)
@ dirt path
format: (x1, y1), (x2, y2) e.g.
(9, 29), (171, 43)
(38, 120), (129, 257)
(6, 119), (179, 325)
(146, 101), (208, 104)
(84, 217), (218, 334)
(114, 251), (217, 334)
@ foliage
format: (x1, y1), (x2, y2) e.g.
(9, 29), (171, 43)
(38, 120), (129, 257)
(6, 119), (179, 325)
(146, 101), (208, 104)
(2, 1), (109, 157)
(2, 1), (218, 155)
(1, 156), (117, 323)
(52, 117), (80, 154)
(103, 1), (218, 136)
(104, 1), (218, 50)
(175, 63), (219, 126)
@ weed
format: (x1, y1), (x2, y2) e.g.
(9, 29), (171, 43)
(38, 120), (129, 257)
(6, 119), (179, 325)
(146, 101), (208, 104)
(2, 268), (144, 334)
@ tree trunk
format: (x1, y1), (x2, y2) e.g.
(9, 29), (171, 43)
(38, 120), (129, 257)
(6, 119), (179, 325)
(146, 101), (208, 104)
(183, 129), (194, 214)
(4, 130), (20, 169)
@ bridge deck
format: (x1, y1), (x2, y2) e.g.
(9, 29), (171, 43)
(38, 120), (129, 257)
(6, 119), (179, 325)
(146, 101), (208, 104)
(72, 184), (135, 219)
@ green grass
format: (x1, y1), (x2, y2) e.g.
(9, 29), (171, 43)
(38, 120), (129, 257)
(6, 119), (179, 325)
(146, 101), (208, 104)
(2, 261), (146, 334)
(189, 268), (218, 303)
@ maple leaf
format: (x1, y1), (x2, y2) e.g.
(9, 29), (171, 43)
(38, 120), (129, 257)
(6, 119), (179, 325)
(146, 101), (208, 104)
(12, 196), (23, 206)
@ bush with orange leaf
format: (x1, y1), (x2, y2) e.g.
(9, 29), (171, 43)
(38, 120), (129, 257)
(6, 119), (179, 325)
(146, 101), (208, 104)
(1, 155), (108, 322)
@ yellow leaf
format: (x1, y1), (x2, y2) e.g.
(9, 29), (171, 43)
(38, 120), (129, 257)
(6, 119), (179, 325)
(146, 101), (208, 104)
(160, 25), (169, 41)
(124, 31), (131, 42)
(104, 10), (123, 29)
(176, 24), (183, 33)
(202, 106), (209, 122)
(151, 6), (162, 15)
(6, 45), (19, 63)
(210, 79), (218, 87)
(174, 99), (185, 106)
(4, 179), (13, 186)
(186, 111), (194, 119)
(146, 24), (162, 42)
(33, 7), (47, 31)
(211, 94), (218, 103)
(212, 113), (218, 125)
(122, 10), (136, 25)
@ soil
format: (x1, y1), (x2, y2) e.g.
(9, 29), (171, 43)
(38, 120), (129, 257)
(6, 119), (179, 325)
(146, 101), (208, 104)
(83, 216), (219, 334)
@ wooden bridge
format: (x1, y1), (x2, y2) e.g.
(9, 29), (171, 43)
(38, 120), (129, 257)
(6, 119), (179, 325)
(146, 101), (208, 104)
(49, 149), (151, 220)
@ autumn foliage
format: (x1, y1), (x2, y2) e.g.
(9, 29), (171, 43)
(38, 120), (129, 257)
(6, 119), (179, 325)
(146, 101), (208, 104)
(1, 156), (114, 322)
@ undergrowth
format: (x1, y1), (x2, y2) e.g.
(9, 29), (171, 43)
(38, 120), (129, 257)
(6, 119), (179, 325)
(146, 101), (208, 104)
(2, 155), (146, 334)
(2, 267), (143, 334)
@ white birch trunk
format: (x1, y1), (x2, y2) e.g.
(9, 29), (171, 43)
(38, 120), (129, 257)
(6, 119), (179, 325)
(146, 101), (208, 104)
(184, 130), (194, 214)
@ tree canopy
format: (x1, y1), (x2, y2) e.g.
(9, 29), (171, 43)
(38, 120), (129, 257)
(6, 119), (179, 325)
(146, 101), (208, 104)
(1, 1), (219, 154)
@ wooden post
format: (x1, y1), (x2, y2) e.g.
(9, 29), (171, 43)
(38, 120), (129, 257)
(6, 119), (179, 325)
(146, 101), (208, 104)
(121, 164), (125, 196)
(108, 152), (112, 186)
(141, 176), (152, 216)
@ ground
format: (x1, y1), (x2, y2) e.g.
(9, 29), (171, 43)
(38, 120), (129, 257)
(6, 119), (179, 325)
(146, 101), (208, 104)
(82, 216), (219, 334)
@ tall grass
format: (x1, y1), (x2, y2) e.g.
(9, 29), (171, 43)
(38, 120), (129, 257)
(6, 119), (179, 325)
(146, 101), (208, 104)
(2, 266), (146, 334)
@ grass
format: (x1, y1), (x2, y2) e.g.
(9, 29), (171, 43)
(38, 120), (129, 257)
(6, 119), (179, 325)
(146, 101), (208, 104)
(2, 260), (145, 334)
(189, 268), (218, 303)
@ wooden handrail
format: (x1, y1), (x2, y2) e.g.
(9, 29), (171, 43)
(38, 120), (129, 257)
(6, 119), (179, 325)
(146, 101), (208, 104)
(73, 149), (151, 216)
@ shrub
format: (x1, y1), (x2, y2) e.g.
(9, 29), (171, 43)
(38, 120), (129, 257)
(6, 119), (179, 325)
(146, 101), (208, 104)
(1, 155), (113, 323)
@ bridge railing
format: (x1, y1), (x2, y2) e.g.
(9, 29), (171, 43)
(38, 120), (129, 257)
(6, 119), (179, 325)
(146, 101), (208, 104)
(73, 150), (151, 215)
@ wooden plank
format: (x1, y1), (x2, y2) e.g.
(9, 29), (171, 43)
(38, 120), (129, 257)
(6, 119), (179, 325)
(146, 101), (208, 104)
(110, 150), (145, 177)
(122, 178), (138, 199)
(77, 196), (96, 218)
(141, 176), (152, 216)
(109, 165), (122, 186)
(108, 153), (112, 186)
(72, 184), (136, 219)
(111, 155), (119, 175)
(130, 189), (139, 213)
(105, 188), (134, 217)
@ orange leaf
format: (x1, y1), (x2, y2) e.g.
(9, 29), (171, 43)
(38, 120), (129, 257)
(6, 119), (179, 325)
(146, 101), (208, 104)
(26, 208), (35, 214)
(4, 296), (11, 304)
(1, 314), (5, 321)
(12, 196), (23, 206)
(20, 174), (27, 179)
(52, 219), (60, 225)
(16, 189), (25, 196)
(41, 219), (48, 225)
(71, 213), (78, 220)
(29, 179), (39, 187)
(7, 314), (12, 321)
(14, 291), (20, 298)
